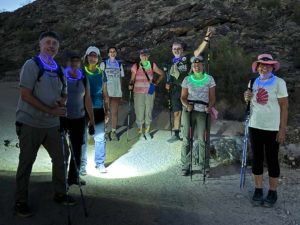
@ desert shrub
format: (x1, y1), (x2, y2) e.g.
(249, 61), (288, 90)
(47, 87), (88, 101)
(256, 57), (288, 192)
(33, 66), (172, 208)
(291, 2), (300, 25)
(257, 0), (281, 9)
(15, 28), (37, 42)
(208, 37), (255, 120)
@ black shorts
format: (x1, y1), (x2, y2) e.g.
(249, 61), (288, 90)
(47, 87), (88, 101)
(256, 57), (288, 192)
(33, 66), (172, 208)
(171, 88), (182, 112)
(249, 127), (280, 178)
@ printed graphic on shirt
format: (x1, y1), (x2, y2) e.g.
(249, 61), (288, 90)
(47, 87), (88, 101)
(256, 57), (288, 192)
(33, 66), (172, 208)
(256, 87), (269, 105)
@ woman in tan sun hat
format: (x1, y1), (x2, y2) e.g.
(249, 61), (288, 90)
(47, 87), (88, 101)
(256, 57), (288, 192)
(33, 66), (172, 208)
(244, 53), (288, 207)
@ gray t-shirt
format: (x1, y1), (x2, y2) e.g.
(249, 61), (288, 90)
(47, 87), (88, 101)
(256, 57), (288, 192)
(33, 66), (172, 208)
(16, 59), (67, 128)
(65, 75), (89, 119)
(181, 73), (216, 112)
(100, 60), (124, 97)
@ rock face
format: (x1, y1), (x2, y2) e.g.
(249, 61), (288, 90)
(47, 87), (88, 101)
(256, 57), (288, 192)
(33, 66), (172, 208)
(0, 0), (299, 119)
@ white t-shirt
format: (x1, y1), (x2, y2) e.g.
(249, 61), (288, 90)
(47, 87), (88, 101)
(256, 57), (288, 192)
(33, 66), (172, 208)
(100, 59), (124, 97)
(249, 75), (288, 131)
(181, 73), (216, 112)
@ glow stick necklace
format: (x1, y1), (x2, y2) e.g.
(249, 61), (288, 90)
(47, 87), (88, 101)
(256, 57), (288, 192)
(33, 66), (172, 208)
(65, 67), (83, 81)
(84, 66), (101, 75)
(38, 54), (58, 71)
(188, 72), (209, 87)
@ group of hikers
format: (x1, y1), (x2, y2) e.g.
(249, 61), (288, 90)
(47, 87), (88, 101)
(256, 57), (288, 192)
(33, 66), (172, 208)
(13, 26), (288, 218)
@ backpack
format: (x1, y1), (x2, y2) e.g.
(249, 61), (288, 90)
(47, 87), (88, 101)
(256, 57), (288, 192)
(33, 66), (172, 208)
(32, 56), (66, 89)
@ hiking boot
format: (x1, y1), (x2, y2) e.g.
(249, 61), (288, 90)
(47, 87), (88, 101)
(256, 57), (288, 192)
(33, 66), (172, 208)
(14, 202), (33, 218)
(181, 168), (191, 176)
(264, 190), (277, 208)
(137, 127), (143, 134)
(53, 193), (76, 206)
(68, 178), (86, 186)
(96, 164), (107, 173)
(110, 131), (118, 141)
(251, 188), (264, 206)
(79, 169), (87, 176)
(167, 134), (182, 143)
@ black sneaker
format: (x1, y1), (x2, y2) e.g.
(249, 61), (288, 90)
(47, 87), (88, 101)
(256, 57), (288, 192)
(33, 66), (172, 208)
(181, 169), (190, 176)
(68, 178), (86, 186)
(251, 188), (264, 206)
(167, 134), (182, 143)
(14, 202), (33, 218)
(264, 190), (277, 207)
(53, 193), (76, 206)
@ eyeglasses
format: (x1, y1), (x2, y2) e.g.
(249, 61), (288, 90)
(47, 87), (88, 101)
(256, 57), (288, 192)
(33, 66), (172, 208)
(109, 51), (116, 53)
(172, 48), (182, 51)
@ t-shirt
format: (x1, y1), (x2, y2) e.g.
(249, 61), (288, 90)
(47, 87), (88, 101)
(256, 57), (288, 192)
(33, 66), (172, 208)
(65, 71), (89, 119)
(181, 73), (216, 112)
(248, 75), (288, 131)
(131, 62), (159, 94)
(169, 54), (192, 87)
(100, 59), (124, 97)
(16, 59), (67, 128)
(84, 67), (106, 109)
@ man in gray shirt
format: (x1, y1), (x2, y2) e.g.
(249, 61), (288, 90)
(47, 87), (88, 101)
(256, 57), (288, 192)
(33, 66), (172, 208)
(14, 31), (74, 217)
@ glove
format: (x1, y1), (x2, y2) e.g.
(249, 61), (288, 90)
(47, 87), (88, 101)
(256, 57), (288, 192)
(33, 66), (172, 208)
(88, 125), (95, 135)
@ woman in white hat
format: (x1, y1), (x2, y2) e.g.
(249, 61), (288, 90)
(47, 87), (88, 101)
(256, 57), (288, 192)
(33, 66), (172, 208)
(244, 54), (288, 207)
(80, 46), (109, 174)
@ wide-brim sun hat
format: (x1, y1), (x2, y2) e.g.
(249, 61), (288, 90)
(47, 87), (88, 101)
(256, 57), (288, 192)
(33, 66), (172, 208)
(252, 54), (280, 73)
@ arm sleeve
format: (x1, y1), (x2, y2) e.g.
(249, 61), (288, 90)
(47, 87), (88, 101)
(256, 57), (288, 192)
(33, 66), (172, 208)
(131, 63), (137, 75)
(100, 62), (105, 71)
(19, 59), (39, 90)
(276, 78), (288, 98)
(181, 77), (188, 88)
(209, 76), (216, 88)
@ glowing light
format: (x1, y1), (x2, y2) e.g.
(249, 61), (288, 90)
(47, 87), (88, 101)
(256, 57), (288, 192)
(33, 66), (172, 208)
(84, 66), (101, 75)
(85, 131), (179, 179)
(172, 56), (182, 64)
(141, 60), (151, 70)
(38, 54), (58, 71)
(64, 67), (83, 81)
(188, 72), (209, 87)
(255, 74), (276, 87)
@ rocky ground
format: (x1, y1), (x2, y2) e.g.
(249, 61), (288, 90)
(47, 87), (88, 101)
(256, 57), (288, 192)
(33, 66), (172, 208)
(0, 81), (299, 225)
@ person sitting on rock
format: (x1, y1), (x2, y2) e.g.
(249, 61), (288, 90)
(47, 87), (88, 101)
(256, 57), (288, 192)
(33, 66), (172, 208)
(244, 54), (288, 207)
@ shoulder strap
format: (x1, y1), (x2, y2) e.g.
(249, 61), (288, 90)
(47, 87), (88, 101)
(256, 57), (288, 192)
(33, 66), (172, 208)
(140, 63), (151, 82)
(82, 73), (87, 88)
(32, 56), (44, 82)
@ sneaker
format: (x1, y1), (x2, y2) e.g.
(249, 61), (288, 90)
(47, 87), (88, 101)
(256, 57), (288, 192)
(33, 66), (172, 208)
(68, 178), (86, 186)
(251, 188), (264, 206)
(264, 190), (277, 207)
(181, 168), (190, 176)
(137, 127), (143, 134)
(14, 202), (33, 218)
(167, 134), (182, 143)
(110, 131), (118, 141)
(53, 193), (76, 206)
(96, 164), (107, 173)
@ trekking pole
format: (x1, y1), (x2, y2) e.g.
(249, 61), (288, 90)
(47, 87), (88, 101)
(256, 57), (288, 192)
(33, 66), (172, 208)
(188, 103), (194, 181)
(240, 99), (251, 188)
(203, 112), (209, 184)
(126, 90), (132, 142)
(60, 129), (72, 225)
(163, 66), (172, 136)
(66, 132), (88, 217)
